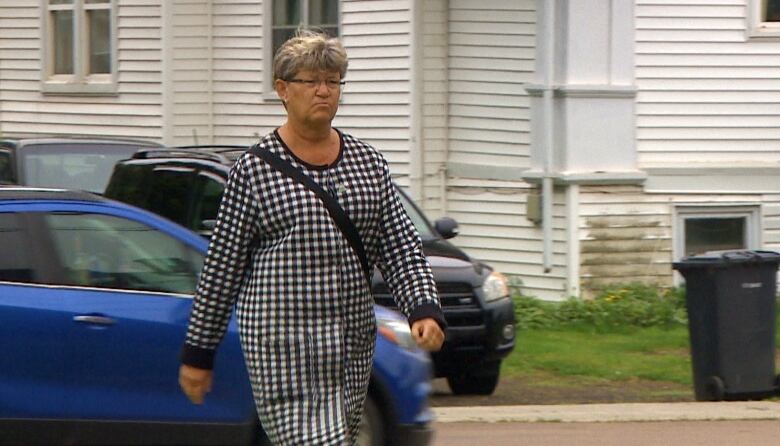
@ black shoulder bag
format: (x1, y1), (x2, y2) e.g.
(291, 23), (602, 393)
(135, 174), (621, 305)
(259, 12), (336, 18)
(248, 145), (373, 288)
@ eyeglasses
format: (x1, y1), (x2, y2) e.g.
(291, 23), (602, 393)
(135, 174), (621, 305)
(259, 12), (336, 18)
(285, 78), (346, 90)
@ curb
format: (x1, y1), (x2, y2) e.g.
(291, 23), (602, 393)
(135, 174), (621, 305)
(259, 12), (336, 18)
(432, 401), (780, 423)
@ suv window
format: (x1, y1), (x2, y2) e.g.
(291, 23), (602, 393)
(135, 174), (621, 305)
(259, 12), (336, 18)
(398, 191), (436, 239)
(21, 143), (140, 193)
(105, 164), (195, 227)
(146, 167), (195, 227)
(0, 213), (35, 282)
(190, 172), (225, 234)
(0, 150), (13, 184)
(45, 212), (204, 294)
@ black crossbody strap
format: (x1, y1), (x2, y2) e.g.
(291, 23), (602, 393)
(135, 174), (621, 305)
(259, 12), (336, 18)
(248, 145), (372, 288)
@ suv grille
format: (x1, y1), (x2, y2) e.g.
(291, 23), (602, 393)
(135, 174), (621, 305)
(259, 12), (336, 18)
(372, 282), (483, 327)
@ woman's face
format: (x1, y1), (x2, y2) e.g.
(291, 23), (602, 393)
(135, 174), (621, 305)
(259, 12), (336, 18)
(276, 69), (342, 128)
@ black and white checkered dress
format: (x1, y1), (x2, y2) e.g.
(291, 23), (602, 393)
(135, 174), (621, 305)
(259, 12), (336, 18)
(181, 130), (445, 445)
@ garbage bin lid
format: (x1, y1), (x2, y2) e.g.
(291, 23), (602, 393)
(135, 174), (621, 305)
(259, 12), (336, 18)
(672, 249), (780, 271)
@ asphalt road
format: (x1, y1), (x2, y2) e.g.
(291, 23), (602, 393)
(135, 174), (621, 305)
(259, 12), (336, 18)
(432, 420), (780, 446)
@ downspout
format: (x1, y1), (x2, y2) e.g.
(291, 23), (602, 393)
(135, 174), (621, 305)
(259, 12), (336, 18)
(409, 0), (424, 202)
(566, 184), (580, 296)
(541, 0), (556, 273)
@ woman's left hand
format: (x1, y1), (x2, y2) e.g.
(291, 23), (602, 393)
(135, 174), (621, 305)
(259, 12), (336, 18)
(411, 318), (445, 352)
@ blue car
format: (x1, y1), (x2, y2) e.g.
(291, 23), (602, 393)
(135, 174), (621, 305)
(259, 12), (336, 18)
(0, 187), (433, 446)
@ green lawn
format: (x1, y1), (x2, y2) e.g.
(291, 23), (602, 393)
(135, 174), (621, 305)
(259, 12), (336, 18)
(497, 290), (780, 402)
(503, 325), (693, 385)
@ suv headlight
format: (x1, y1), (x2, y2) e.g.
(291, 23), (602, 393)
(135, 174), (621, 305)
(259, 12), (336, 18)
(482, 271), (509, 302)
(377, 313), (417, 351)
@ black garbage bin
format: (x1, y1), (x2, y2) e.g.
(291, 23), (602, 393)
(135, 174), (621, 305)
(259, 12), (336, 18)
(673, 250), (780, 401)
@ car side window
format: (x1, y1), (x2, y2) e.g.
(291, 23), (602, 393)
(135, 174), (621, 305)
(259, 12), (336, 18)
(397, 188), (435, 238)
(45, 212), (204, 294)
(21, 143), (139, 193)
(0, 150), (13, 184)
(0, 213), (35, 282)
(190, 172), (225, 234)
(147, 167), (195, 227)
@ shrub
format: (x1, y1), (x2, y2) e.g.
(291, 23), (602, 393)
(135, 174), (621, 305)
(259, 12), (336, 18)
(513, 283), (688, 331)
(512, 295), (559, 330)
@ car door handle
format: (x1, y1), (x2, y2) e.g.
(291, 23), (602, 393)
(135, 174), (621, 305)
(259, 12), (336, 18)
(73, 315), (116, 326)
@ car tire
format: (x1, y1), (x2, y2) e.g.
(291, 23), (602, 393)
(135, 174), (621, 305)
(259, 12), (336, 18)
(358, 394), (386, 446)
(447, 361), (501, 395)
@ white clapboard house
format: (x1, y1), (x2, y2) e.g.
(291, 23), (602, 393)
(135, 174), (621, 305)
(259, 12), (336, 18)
(1, 0), (779, 300)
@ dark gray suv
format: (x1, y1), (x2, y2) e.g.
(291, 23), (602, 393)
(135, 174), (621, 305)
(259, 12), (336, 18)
(104, 146), (516, 395)
(0, 135), (160, 194)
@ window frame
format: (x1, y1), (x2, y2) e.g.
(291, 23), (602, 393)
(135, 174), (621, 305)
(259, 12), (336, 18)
(40, 0), (118, 96)
(672, 203), (763, 286)
(261, 0), (342, 100)
(673, 205), (762, 273)
(747, 0), (780, 39)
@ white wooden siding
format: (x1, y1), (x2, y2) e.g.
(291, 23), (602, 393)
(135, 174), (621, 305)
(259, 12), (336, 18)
(440, 1), (560, 298)
(419, 0), (448, 216)
(203, 1), (415, 180)
(170, 0), (212, 145)
(338, 0), (413, 178)
(446, 0), (534, 168)
(636, 0), (780, 166)
(195, 0), (267, 146)
(579, 185), (674, 294)
(0, 1), (163, 141)
(444, 176), (568, 302)
(763, 196), (780, 250)
(578, 185), (780, 294)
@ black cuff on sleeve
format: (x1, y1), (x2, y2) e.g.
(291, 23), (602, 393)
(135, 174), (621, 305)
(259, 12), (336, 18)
(180, 343), (217, 370)
(408, 302), (448, 330)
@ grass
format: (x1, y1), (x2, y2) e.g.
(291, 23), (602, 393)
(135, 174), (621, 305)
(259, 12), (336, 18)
(497, 285), (780, 403)
(502, 324), (693, 386)
(503, 284), (692, 384)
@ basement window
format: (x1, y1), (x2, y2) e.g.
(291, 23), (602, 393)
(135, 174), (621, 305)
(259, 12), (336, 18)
(674, 206), (761, 259)
(748, 0), (780, 38)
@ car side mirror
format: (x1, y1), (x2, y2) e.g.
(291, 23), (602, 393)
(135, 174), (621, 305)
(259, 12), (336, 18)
(434, 217), (459, 239)
(197, 219), (216, 239)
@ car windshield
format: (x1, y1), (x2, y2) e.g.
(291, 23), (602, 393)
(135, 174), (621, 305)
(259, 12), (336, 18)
(397, 189), (436, 239)
(22, 143), (141, 193)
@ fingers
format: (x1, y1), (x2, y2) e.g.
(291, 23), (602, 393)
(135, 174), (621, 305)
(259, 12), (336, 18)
(179, 365), (213, 405)
(411, 319), (445, 352)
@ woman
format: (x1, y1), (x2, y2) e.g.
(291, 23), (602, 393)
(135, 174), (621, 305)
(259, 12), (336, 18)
(178, 30), (446, 445)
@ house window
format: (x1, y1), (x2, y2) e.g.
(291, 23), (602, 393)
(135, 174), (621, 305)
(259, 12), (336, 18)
(265, 0), (339, 96)
(748, 0), (780, 38)
(674, 206), (761, 259)
(42, 0), (116, 95)
(768, 0), (780, 21)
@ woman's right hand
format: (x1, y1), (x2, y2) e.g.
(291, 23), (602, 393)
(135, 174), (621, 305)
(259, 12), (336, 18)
(179, 364), (213, 404)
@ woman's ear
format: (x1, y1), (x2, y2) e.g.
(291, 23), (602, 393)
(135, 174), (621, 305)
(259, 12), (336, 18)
(274, 78), (288, 104)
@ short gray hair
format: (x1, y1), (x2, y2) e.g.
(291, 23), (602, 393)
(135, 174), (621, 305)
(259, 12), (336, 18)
(273, 29), (348, 81)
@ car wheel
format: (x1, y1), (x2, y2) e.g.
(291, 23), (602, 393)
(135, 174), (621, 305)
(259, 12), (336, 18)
(447, 361), (501, 395)
(358, 394), (385, 446)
